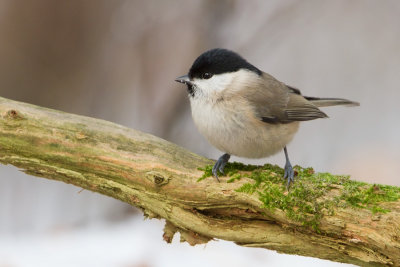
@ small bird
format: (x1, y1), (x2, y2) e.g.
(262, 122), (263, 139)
(175, 48), (359, 187)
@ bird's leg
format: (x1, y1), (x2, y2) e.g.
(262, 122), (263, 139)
(212, 153), (231, 182)
(283, 146), (295, 188)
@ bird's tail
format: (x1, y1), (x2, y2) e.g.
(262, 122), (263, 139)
(305, 96), (360, 108)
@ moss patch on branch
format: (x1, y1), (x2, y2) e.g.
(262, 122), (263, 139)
(199, 163), (400, 231)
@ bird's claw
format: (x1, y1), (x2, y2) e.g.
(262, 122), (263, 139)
(211, 165), (220, 182)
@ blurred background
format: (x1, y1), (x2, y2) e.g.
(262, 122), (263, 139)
(1, 0), (399, 266)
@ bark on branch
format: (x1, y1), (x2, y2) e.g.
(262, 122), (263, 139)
(0, 96), (399, 266)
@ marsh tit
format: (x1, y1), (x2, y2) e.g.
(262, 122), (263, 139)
(175, 48), (359, 187)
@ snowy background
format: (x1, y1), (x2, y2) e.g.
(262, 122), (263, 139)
(1, 1), (400, 266)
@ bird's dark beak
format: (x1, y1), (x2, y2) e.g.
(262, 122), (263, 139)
(175, 74), (192, 85)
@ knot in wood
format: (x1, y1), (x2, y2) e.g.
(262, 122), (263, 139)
(5, 109), (24, 120)
(146, 171), (170, 186)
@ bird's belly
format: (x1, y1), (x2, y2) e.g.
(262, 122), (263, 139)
(191, 101), (299, 158)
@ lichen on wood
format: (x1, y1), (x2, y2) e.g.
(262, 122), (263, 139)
(0, 96), (399, 267)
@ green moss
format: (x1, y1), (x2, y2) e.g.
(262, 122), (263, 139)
(199, 162), (400, 231)
(197, 165), (213, 182)
(197, 162), (271, 182)
(340, 183), (400, 213)
(226, 173), (242, 183)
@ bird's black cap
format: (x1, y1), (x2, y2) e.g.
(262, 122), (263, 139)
(188, 48), (262, 79)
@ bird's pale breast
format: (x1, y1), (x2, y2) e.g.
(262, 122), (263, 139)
(190, 96), (299, 158)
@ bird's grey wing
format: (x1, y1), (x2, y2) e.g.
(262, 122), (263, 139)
(283, 93), (328, 122)
(243, 73), (327, 124)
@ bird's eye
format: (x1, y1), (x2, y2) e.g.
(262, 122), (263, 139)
(202, 72), (213, 79)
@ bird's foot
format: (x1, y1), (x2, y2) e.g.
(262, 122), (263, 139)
(283, 146), (295, 189)
(212, 153), (231, 182)
(283, 160), (295, 189)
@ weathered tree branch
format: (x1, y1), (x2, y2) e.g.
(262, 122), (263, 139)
(0, 96), (399, 266)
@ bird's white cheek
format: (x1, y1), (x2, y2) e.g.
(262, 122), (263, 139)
(192, 73), (235, 95)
